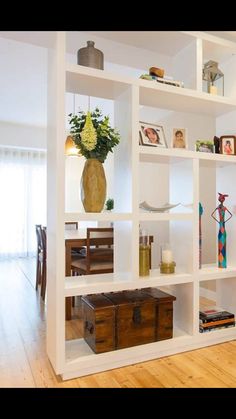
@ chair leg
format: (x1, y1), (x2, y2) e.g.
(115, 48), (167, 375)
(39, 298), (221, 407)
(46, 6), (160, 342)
(41, 258), (47, 301)
(72, 296), (75, 307)
(66, 297), (72, 320)
(36, 257), (41, 290)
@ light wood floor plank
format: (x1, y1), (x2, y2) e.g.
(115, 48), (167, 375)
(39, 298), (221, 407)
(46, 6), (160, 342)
(1, 258), (236, 388)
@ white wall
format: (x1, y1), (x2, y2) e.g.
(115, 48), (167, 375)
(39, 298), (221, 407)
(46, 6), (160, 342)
(0, 37), (47, 150)
(0, 120), (46, 149)
(0, 37), (47, 127)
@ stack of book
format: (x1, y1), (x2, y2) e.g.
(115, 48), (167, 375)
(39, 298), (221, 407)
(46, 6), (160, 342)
(140, 73), (184, 88)
(199, 307), (235, 333)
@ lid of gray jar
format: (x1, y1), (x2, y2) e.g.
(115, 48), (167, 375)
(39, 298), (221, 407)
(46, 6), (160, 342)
(87, 41), (95, 47)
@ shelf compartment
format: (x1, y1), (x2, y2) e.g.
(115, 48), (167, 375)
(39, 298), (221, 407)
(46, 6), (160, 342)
(139, 219), (193, 275)
(65, 212), (133, 222)
(65, 271), (193, 297)
(64, 327), (191, 378)
(66, 63), (132, 100)
(198, 326), (236, 339)
(66, 63), (236, 116)
(199, 264), (236, 280)
(63, 325), (236, 379)
(199, 276), (236, 336)
(199, 159), (236, 272)
(139, 79), (236, 116)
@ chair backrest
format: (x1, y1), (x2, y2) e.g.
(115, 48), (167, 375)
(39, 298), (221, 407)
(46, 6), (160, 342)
(65, 222), (78, 230)
(35, 224), (43, 252)
(41, 226), (47, 257)
(86, 228), (113, 271)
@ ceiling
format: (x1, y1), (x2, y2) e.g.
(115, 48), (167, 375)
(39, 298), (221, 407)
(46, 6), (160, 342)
(85, 31), (194, 56)
(0, 31), (235, 128)
(205, 31), (236, 42)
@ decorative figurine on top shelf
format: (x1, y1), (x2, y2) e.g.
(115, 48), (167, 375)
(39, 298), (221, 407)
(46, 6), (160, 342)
(202, 60), (224, 96)
(199, 202), (203, 269)
(211, 193), (233, 268)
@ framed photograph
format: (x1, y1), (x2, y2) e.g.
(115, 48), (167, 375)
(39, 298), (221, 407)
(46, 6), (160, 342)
(172, 128), (187, 149)
(220, 135), (236, 155)
(139, 122), (167, 148)
(195, 140), (214, 153)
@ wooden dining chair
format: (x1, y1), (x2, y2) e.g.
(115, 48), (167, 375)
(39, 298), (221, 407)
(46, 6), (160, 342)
(35, 224), (43, 290)
(71, 228), (113, 275)
(40, 226), (47, 301)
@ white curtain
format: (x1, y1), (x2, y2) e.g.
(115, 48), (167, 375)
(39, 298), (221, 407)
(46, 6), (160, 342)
(0, 147), (46, 259)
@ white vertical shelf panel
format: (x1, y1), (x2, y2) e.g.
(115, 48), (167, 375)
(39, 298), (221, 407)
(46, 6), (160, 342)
(170, 159), (193, 274)
(132, 85), (140, 278)
(192, 159), (200, 334)
(199, 159), (217, 265)
(114, 86), (132, 213)
(192, 159), (200, 274)
(196, 38), (203, 92)
(46, 32), (66, 374)
(113, 86), (134, 275)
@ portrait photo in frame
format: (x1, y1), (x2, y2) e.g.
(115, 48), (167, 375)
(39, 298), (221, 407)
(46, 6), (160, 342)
(220, 135), (236, 156)
(195, 140), (214, 153)
(171, 128), (187, 149)
(139, 122), (168, 148)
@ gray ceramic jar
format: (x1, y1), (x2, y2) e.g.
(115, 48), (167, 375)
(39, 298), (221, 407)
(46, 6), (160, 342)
(77, 41), (104, 70)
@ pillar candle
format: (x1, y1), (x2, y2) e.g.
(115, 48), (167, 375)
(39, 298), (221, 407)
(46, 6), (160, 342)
(162, 249), (173, 263)
(209, 85), (218, 95)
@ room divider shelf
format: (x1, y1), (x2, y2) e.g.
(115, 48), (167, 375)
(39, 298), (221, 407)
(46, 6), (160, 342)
(46, 30), (236, 379)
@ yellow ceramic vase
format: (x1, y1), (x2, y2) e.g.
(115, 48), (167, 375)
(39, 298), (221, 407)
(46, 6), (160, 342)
(81, 159), (106, 212)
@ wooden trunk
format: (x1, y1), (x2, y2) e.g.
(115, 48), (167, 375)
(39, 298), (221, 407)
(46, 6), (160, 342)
(81, 294), (115, 354)
(104, 290), (156, 349)
(81, 288), (176, 354)
(142, 288), (176, 341)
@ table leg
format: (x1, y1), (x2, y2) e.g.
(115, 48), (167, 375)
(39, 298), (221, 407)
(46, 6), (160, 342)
(66, 297), (72, 321)
(65, 243), (72, 320)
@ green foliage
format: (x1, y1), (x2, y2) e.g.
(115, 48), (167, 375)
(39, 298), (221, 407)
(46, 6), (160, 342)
(105, 198), (114, 211)
(68, 108), (120, 163)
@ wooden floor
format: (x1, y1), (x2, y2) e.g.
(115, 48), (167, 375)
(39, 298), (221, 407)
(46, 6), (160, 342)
(1, 257), (236, 388)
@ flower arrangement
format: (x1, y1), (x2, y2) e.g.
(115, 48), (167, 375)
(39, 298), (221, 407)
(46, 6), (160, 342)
(68, 108), (120, 163)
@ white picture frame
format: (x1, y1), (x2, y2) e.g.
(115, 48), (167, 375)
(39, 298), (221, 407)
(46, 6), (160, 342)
(139, 122), (168, 148)
(171, 128), (188, 149)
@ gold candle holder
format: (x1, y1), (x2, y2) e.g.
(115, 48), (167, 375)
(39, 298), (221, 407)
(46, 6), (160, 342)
(160, 261), (176, 274)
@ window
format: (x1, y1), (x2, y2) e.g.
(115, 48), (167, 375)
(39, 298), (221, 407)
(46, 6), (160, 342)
(0, 147), (46, 259)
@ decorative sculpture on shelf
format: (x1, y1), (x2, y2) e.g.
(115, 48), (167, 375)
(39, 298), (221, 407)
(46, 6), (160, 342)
(211, 193), (232, 268)
(199, 202), (203, 269)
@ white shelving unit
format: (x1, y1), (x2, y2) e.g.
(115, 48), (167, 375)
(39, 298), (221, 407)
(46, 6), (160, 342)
(45, 31), (236, 379)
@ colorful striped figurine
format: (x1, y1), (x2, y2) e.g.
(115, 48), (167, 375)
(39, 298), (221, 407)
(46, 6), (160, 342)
(211, 193), (232, 268)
